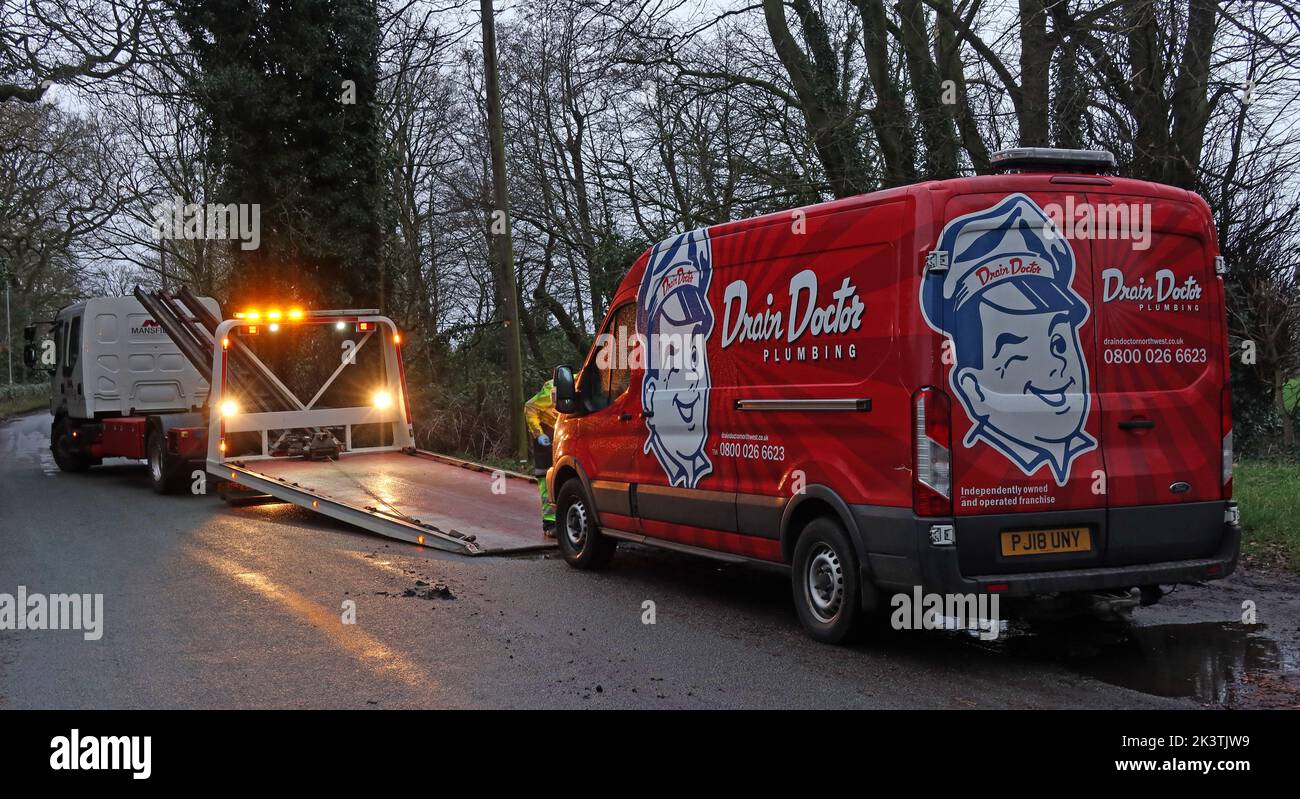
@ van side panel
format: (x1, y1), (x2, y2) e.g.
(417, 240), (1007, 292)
(622, 196), (917, 560)
(707, 198), (912, 509)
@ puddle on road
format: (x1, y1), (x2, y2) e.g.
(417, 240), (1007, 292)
(976, 620), (1300, 707)
(635, 549), (1300, 707)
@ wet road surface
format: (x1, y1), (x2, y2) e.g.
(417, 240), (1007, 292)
(2, 412), (1297, 709)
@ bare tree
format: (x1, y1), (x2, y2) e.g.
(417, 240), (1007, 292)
(0, 0), (147, 103)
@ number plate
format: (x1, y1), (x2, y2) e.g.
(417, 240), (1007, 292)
(1000, 527), (1091, 557)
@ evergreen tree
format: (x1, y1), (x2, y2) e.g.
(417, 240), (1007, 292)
(178, 0), (386, 309)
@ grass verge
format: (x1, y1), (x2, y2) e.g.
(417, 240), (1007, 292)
(0, 383), (47, 420)
(1236, 460), (1300, 570)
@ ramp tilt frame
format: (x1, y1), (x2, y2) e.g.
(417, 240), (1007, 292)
(201, 309), (463, 551)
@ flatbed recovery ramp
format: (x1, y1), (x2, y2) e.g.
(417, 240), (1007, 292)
(201, 307), (553, 556)
(223, 451), (549, 555)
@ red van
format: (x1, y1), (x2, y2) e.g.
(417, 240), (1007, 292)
(548, 148), (1240, 642)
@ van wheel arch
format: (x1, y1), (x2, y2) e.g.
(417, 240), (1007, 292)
(551, 464), (581, 499)
(780, 487), (869, 569)
(549, 457), (593, 506)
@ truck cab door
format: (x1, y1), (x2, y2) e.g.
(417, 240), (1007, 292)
(578, 299), (643, 534)
(57, 314), (84, 416)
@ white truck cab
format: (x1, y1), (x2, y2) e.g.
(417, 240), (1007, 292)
(36, 295), (221, 489)
(50, 296), (217, 420)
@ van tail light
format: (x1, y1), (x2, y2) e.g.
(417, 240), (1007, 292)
(913, 387), (952, 516)
(1221, 383), (1233, 498)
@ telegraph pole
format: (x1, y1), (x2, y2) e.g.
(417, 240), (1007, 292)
(2, 256), (11, 386)
(480, 0), (528, 461)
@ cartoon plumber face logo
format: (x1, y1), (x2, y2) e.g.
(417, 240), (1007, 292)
(638, 228), (715, 488)
(920, 194), (1096, 485)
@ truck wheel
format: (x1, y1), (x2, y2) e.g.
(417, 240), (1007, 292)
(51, 418), (91, 473)
(792, 517), (864, 644)
(556, 478), (615, 570)
(147, 429), (184, 495)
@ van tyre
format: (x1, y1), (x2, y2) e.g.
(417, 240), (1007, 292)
(556, 478), (615, 569)
(51, 418), (91, 473)
(792, 517), (864, 644)
(147, 429), (185, 495)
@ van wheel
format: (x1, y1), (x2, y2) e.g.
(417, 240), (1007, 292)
(51, 418), (90, 473)
(792, 517), (863, 644)
(147, 430), (184, 495)
(556, 478), (615, 569)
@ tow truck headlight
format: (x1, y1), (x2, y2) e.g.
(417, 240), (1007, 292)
(372, 390), (392, 410)
(220, 399), (239, 417)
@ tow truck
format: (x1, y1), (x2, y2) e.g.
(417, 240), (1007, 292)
(24, 288), (546, 555)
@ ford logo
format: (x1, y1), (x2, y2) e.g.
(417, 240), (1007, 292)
(1169, 481), (1191, 494)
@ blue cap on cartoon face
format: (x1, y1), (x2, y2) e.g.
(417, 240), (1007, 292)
(921, 194), (1085, 333)
(638, 229), (713, 354)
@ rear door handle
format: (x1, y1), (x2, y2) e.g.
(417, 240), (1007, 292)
(1119, 418), (1155, 430)
(618, 412), (633, 422)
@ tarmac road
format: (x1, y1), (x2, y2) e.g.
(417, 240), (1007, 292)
(2, 411), (1297, 709)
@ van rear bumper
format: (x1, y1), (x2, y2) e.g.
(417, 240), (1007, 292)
(853, 501), (1241, 598)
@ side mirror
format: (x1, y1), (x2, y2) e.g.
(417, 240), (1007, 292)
(553, 365), (578, 414)
(21, 325), (50, 372)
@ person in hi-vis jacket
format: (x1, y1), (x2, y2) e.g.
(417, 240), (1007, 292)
(525, 379), (558, 536)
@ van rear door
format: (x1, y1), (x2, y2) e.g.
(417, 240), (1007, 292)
(926, 190), (1111, 576)
(1087, 191), (1227, 562)
(1088, 192), (1224, 506)
(933, 191), (1107, 518)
